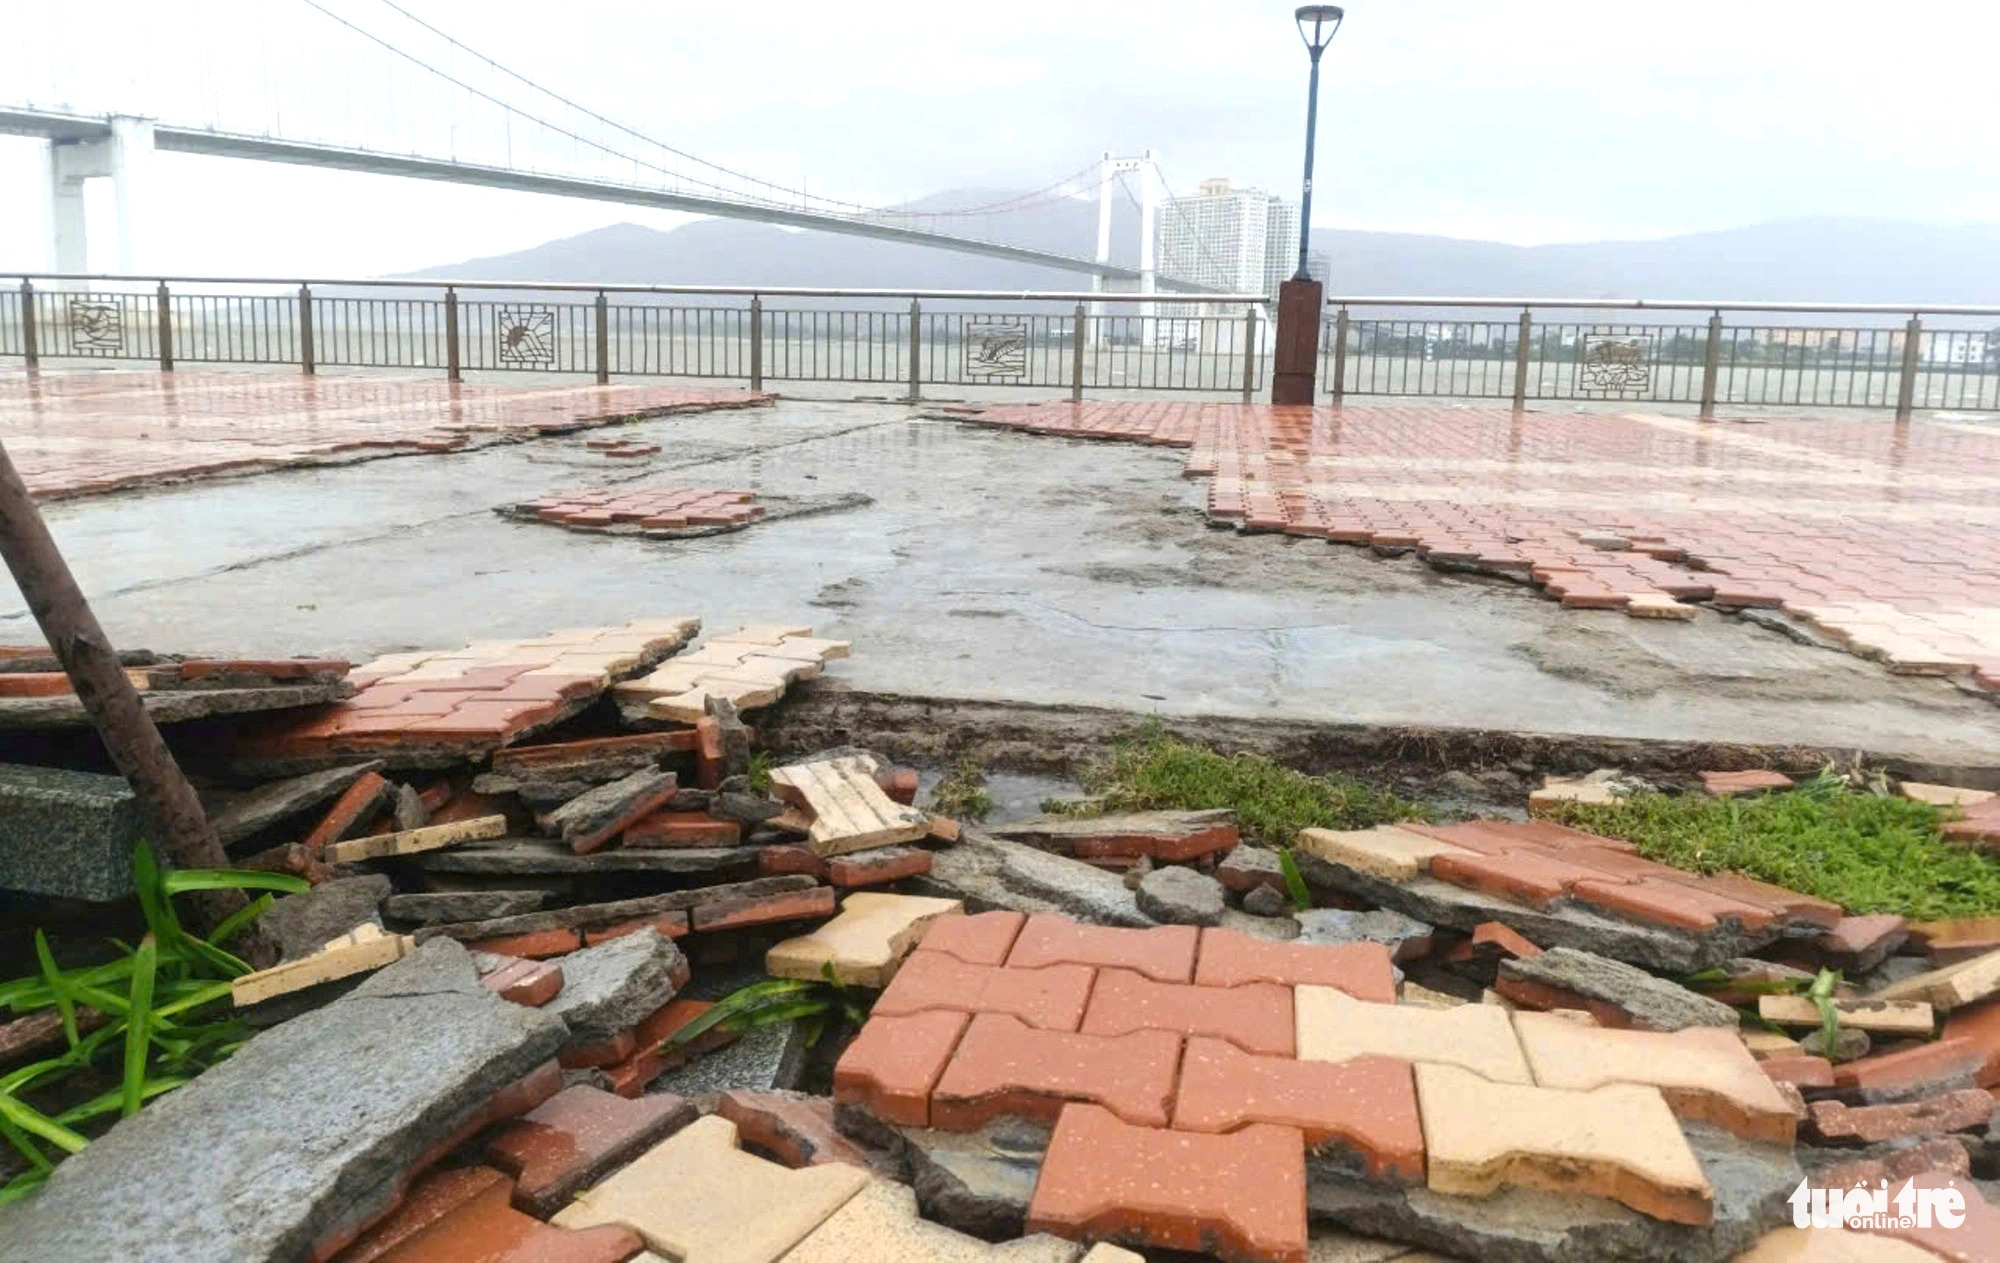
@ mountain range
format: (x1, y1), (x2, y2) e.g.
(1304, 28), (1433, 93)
(405, 189), (2000, 309)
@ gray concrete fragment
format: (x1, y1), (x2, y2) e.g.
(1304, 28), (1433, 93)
(205, 761), (383, 846)
(1135, 865), (1227, 926)
(910, 826), (1155, 927)
(905, 1117), (1051, 1241)
(539, 769), (676, 846)
(382, 889), (555, 928)
(543, 929), (689, 1047)
(1309, 1123), (1798, 1263)
(1242, 885), (1293, 918)
(416, 837), (760, 877)
(0, 762), (145, 901)
(391, 783), (428, 832)
(990, 808), (1237, 856)
(714, 791), (786, 826)
(1297, 908), (1435, 963)
(1499, 947), (1740, 1030)
(1221, 907), (1301, 941)
(415, 875), (818, 944)
(1799, 1026), (1872, 1064)
(261, 874), (392, 962)
(648, 1018), (809, 1097)
(472, 773), (593, 809)
(0, 938), (565, 1263)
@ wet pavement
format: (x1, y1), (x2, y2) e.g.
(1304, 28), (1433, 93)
(1, 386), (1994, 766)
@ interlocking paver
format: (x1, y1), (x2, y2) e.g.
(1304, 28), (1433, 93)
(484, 1084), (698, 1216)
(1415, 1063), (1713, 1226)
(1027, 1103), (1308, 1263)
(1294, 825), (1470, 882)
(833, 1009), (972, 1126)
(1171, 1037), (1422, 1183)
(1080, 968), (1293, 1056)
(1295, 985), (1530, 1083)
(1513, 1011), (1802, 1143)
(1192, 927), (1396, 1001)
(766, 893), (964, 988)
(930, 1013), (1180, 1130)
(873, 953), (1094, 1031)
(913, 910), (1028, 966)
(1003, 915), (1199, 983)
(520, 486), (764, 534)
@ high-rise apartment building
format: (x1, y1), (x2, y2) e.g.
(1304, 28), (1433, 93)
(1155, 178), (1311, 301)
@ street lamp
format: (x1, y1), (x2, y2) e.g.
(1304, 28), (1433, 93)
(1292, 5), (1344, 280)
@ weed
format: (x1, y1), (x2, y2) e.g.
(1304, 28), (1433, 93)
(1048, 721), (1429, 846)
(1277, 848), (1314, 911)
(928, 761), (995, 823)
(746, 752), (772, 795)
(1550, 780), (2000, 920)
(667, 963), (872, 1052)
(0, 843), (303, 1205)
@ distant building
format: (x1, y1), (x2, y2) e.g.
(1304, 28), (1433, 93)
(1151, 178), (1315, 350)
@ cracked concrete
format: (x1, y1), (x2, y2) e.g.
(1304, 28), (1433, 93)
(4, 398), (1996, 766)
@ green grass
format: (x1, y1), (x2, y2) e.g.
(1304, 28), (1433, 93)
(1049, 722), (1429, 846)
(1550, 779), (2000, 921)
(928, 761), (995, 823)
(745, 752), (772, 795)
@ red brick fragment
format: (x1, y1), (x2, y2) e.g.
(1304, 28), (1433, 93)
(874, 766), (920, 805)
(1811, 914), (1910, 971)
(714, 1089), (879, 1171)
(1808, 1090), (1993, 1146)
(466, 928), (584, 960)
(1027, 1103), (1308, 1263)
(302, 771), (394, 856)
(1193, 928), (1396, 1003)
(757, 845), (828, 880)
(1427, 848), (1578, 907)
(1173, 1039), (1423, 1184)
(1833, 1037), (1986, 1103)
(825, 845), (933, 887)
(693, 715), (725, 790)
(914, 909), (1026, 966)
(479, 958), (565, 1007)
(485, 1084), (697, 1216)
(1909, 916), (2000, 966)
(926, 815), (961, 844)
(580, 911), (691, 946)
(0, 673), (74, 697)
(1941, 998), (2000, 1089)
(329, 1165), (641, 1263)
(833, 1009), (972, 1127)
(600, 998), (737, 1097)
(930, 1013), (1180, 1131)
(558, 1029), (638, 1070)
(563, 775), (679, 855)
(1813, 1137), (1971, 1192)
(1081, 968), (1293, 1056)
(689, 884), (835, 933)
(1005, 914), (1198, 983)
(622, 811), (741, 847)
(1570, 876), (1776, 932)
(1760, 1056), (1835, 1090)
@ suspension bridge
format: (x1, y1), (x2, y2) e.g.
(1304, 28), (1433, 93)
(0, 0), (1220, 290)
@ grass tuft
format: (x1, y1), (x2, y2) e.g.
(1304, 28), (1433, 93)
(928, 761), (995, 823)
(1049, 721), (1428, 846)
(1551, 784), (2000, 920)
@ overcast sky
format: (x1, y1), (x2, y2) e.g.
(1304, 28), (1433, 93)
(2, 0), (1996, 277)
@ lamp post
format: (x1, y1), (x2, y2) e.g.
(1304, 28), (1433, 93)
(1292, 5), (1344, 280)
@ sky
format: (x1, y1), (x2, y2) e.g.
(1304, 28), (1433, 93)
(2, 0), (1997, 277)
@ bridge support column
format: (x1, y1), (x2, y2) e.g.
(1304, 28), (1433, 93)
(40, 116), (157, 277)
(1271, 278), (1323, 405)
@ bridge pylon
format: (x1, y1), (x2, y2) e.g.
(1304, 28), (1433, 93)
(38, 116), (159, 277)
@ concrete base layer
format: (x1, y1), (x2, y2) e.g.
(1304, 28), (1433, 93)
(2, 396), (1996, 767)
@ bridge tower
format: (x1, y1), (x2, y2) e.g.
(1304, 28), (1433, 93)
(1091, 150), (1158, 347)
(39, 116), (157, 276)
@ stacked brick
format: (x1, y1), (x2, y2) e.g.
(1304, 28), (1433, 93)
(515, 486), (764, 534)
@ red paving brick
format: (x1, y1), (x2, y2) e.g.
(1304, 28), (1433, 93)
(961, 401), (2000, 696)
(1027, 1103), (1308, 1263)
(930, 1013), (1180, 1130)
(1192, 927), (1397, 1002)
(823, 845), (933, 887)
(332, 1165), (642, 1263)
(1080, 969), (1293, 1056)
(0, 369), (770, 499)
(484, 1084), (696, 1216)
(478, 957), (565, 1007)
(523, 487), (765, 533)
(872, 952), (1094, 1031)
(1172, 1038), (1423, 1183)
(1832, 1037), (1988, 1102)
(913, 909), (1027, 966)
(621, 810), (741, 848)
(1003, 914), (1198, 983)
(832, 1009), (971, 1127)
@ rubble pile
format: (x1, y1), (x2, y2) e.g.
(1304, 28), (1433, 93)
(0, 623), (1995, 1261)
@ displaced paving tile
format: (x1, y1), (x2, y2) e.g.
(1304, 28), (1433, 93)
(1193, 927), (1397, 1002)
(766, 756), (932, 856)
(1735, 1225), (1943, 1261)
(231, 923), (416, 1006)
(1513, 1011), (1802, 1144)
(1295, 986), (1530, 1083)
(930, 1013), (1181, 1130)
(1869, 947), (2000, 1014)
(1831, 1036), (1988, 1103)
(1171, 1038), (1422, 1184)
(321, 814), (509, 863)
(615, 629), (847, 725)
(1027, 1103), (1308, 1263)
(874, 953), (1094, 1031)
(1414, 1063), (1712, 1226)
(833, 1009), (973, 1127)
(915, 910), (1029, 966)
(785, 1178), (1079, 1263)
(990, 809), (1241, 862)
(1807, 1090), (1994, 1146)
(824, 845), (934, 887)
(713, 1089), (879, 1173)
(1080, 968), (1293, 1056)
(1759, 994), (1936, 1036)
(485, 1084), (698, 1217)
(1004, 915), (1199, 983)
(517, 487), (765, 535)
(1294, 825), (1470, 883)
(766, 892), (964, 988)
(1909, 916), (2000, 966)
(332, 1165), (644, 1263)
(478, 956), (566, 1007)
(1699, 770), (1795, 796)
(552, 1115), (867, 1262)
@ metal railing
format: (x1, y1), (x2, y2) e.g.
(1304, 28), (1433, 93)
(1319, 297), (2000, 420)
(4, 275), (1997, 418)
(0, 274), (1270, 402)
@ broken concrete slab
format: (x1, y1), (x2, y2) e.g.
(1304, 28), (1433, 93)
(0, 938), (566, 1263)
(414, 875), (820, 946)
(543, 929), (690, 1050)
(491, 732), (685, 784)
(417, 837), (761, 877)
(540, 769), (679, 854)
(991, 809), (1240, 863)
(1309, 1122), (1798, 1263)
(261, 873), (392, 961)
(911, 827), (1155, 928)
(1134, 865), (1227, 926)
(205, 760), (385, 846)
(1497, 947), (1740, 1031)
(0, 761), (146, 900)
(383, 889), (556, 928)
(1295, 908), (1435, 964)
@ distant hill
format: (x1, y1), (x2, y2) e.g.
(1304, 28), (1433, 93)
(404, 192), (2000, 311)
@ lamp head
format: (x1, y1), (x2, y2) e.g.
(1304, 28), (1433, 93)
(1296, 5), (1344, 55)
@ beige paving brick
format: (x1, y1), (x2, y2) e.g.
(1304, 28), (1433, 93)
(319, 813), (508, 863)
(766, 893), (964, 988)
(1296, 986), (1530, 1083)
(1294, 825), (1471, 883)
(1758, 994), (1937, 1034)
(780, 1178), (1079, 1262)
(1514, 1011), (1802, 1144)
(1866, 947), (2000, 1014)
(230, 923), (413, 1006)
(1415, 1063), (1713, 1226)
(552, 1114), (866, 1263)
(1899, 782), (1996, 808)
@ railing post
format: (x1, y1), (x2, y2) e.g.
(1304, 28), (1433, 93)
(444, 286), (461, 383)
(594, 290), (610, 384)
(1894, 314), (1923, 421)
(749, 295), (763, 391)
(1240, 305), (1258, 403)
(297, 283), (314, 375)
(155, 281), (174, 372)
(1330, 305), (1349, 404)
(907, 297), (922, 402)
(20, 280), (36, 370)
(1698, 311), (1723, 419)
(1512, 309), (1532, 410)
(1071, 303), (1087, 403)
